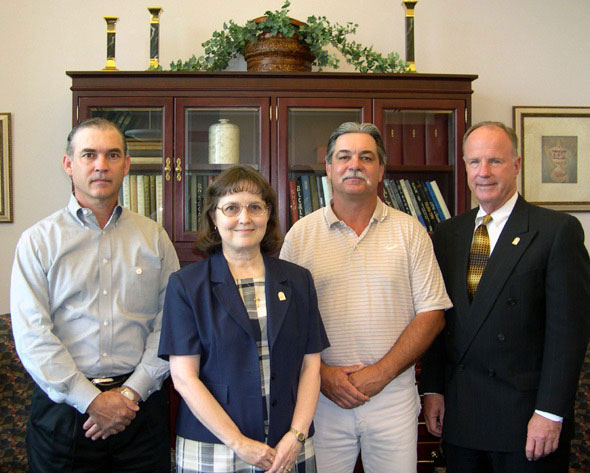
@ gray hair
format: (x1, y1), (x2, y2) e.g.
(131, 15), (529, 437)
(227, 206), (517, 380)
(66, 117), (128, 156)
(325, 122), (387, 165)
(463, 121), (518, 158)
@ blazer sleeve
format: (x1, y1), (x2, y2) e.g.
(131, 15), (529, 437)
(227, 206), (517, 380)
(158, 271), (203, 360)
(535, 215), (590, 416)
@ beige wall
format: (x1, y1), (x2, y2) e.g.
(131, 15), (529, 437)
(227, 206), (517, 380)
(1, 0), (589, 313)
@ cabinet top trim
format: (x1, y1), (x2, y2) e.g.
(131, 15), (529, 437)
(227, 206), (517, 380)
(67, 70), (478, 80)
(67, 71), (477, 96)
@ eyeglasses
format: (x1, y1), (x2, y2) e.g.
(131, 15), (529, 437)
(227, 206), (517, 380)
(216, 202), (269, 217)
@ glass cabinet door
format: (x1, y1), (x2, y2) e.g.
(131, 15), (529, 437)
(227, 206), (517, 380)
(374, 99), (467, 218)
(174, 98), (270, 246)
(81, 98), (173, 231)
(276, 98), (371, 231)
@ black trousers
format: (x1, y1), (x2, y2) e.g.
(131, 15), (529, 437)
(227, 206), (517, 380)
(26, 384), (170, 473)
(442, 439), (571, 473)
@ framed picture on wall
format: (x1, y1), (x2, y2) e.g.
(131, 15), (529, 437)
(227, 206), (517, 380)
(0, 112), (13, 223)
(513, 106), (590, 211)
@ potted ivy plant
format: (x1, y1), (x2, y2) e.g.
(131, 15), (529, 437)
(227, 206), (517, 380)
(169, 0), (409, 73)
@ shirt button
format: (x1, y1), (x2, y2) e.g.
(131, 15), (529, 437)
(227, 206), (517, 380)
(102, 353), (108, 357)
(103, 258), (108, 264)
(136, 268), (143, 275)
(103, 321), (109, 326)
(103, 290), (108, 295)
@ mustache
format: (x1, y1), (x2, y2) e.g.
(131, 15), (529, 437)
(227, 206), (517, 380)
(90, 175), (112, 183)
(340, 171), (369, 183)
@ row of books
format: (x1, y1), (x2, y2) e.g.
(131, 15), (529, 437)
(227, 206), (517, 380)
(382, 178), (451, 232)
(289, 174), (333, 224)
(186, 174), (217, 232)
(385, 113), (450, 166)
(120, 173), (163, 225)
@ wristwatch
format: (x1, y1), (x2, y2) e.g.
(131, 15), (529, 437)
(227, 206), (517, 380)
(289, 427), (306, 443)
(120, 386), (136, 401)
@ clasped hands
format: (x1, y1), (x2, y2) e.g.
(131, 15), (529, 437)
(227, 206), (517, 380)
(83, 387), (140, 440)
(232, 430), (301, 473)
(320, 363), (388, 409)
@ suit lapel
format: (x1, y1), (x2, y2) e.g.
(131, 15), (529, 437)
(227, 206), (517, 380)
(263, 255), (292, 353)
(210, 252), (257, 341)
(458, 197), (538, 360)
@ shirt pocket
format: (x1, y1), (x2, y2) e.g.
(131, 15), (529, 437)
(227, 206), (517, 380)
(124, 266), (161, 316)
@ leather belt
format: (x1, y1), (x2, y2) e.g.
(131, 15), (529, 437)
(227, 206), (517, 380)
(89, 372), (132, 391)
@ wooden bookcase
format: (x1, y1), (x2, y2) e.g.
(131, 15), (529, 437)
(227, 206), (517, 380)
(68, 70), (477, 472)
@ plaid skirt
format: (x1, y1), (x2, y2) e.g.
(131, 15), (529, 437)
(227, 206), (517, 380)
(175, 435), (317, 473)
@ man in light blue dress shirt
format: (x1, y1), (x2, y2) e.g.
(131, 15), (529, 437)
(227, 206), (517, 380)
(10, 118), (180, 472)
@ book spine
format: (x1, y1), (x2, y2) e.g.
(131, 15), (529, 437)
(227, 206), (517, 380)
(122, 174), (130, 210)
(410, 180), (434, 231)
(398, 179), (416, 217)
(392, 179), (411, 215)
(381, 181), (394, 208)
(149, 175), (157, 220)
(316, 175), (325, 208)
(129, 175), (138, 213)
(155, 175), (163, 225)
(300, 175), (313, 216)
(321, 176), (332, 205)
(385, 123), (403, 165)
(296, 178), (304, 219)
(309, 174), (320, 211)
(417, 180), (440, 224)
(196, 175), (204, 231)
(143, 175), (151, 217)
(137, 175), (146, 216)
(424, 180), (445, 222)
(382, 179), (397, 210)
(386, 179), (404, 212)
(402, 115), (426, 165)
(404, 180), (427, 229)
(190, 174), (197, 231)
(425, 113), (449, 165)
(430, 180), (452, 220)
(288, 179), (299, 225)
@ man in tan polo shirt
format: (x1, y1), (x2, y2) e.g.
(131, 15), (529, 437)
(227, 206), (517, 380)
(281, 122), (451, 473)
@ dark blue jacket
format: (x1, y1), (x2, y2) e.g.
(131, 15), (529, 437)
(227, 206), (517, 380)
(159, 251), (329, 447)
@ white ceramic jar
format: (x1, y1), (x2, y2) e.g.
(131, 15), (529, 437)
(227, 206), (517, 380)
(208, 119), (240, 164)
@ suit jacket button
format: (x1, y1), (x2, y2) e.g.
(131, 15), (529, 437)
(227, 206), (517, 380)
(497, 333), (505, 342)
(488, 369), (495, 377)
(507, 298), (517, 305)
(271, 400), (278, 407)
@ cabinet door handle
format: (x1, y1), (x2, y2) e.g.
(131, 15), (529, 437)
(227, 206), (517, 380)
(164, 157), (172, 182)
(175, 158), (182, 182)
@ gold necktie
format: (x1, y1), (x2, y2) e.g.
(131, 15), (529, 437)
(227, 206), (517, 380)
(467, 215), (492, 299)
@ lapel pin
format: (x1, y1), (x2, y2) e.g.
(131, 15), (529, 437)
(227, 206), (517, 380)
(278, 291), (286, 301)
(512, 237), (520, 246)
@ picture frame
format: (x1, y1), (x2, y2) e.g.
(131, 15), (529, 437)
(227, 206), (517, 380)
(0, 112), (13, 223)
(513, 106), (590, 211)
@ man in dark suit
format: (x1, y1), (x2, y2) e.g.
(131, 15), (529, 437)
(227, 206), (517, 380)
(421, 121), (590, 472)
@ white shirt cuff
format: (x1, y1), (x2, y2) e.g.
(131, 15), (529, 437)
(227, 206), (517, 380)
(535, 409), (563, 422)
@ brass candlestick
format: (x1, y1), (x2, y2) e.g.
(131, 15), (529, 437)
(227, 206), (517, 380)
(402, 1), (418, 72)
(148, 7), (163, 70)
(102, 16), (119, 71)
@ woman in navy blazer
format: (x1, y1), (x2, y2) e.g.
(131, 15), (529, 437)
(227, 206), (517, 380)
(159, 166), (329, 473)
